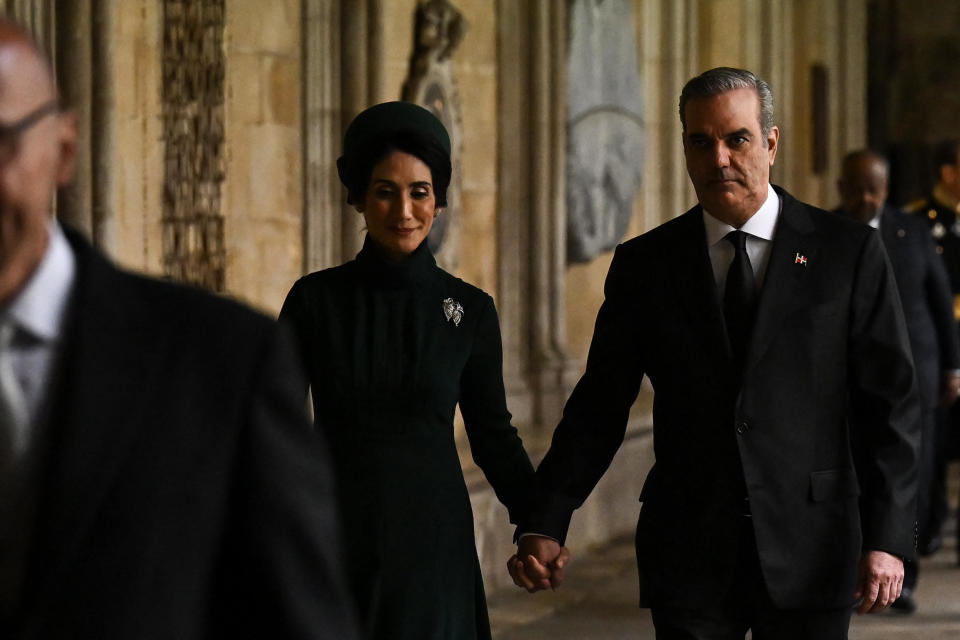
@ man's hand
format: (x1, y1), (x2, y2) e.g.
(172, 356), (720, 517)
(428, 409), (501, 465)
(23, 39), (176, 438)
(940, 371), (960, 407)
(854, 550), (903, 614)
(506, 535), (571, 593)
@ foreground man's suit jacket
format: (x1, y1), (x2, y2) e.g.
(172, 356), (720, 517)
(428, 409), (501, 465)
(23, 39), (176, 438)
(5, 229), (359, 639)
(526, 186), (921, 611)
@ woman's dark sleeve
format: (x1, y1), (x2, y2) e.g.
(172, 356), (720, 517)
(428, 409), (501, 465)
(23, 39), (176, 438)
(278, 278), (312, 402)
(458, 295), (536, 524)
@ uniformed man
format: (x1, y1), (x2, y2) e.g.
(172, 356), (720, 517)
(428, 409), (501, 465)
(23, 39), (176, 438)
(908, 137), (960, 562)
(837, 150), (960, 612)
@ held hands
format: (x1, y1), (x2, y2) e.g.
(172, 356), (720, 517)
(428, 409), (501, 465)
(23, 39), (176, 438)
(854, 550), (904, 614)
(507, 535), (571, 593)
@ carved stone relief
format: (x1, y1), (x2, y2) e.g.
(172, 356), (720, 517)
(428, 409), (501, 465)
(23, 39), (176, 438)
(402, 0), (467, 270)
(161, 0), (226, 291)
(566, 0), (644, 263)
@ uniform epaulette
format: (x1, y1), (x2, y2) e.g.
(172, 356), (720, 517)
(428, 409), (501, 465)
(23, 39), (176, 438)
(904, 197), (929, 214)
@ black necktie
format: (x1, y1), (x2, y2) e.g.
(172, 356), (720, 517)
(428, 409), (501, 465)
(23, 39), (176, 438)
(723, 230), (757, 371)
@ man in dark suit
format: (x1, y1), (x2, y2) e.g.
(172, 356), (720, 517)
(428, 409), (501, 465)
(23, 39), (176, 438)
(836, 149), (960, 613)
(0, 19), (358, 638)
(508, 68), (920, 638)
(907, 138), (960, 559)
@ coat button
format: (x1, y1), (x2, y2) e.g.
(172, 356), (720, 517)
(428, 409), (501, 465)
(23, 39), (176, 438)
(736, 421), (749, 435)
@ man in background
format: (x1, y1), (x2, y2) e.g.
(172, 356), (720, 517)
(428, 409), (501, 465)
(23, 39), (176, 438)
(837, 149), (960, 612)
(0, 19), (357, 638)
(909, 138), (960, 561)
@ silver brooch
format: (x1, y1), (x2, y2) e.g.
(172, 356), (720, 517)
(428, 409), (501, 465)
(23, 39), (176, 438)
(442, 297), (464, 326)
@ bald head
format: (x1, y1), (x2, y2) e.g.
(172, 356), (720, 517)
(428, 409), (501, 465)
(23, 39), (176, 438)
(837, 150), (889, 224)
(0, 19), (57, 110)
(0, 18), (76, 308)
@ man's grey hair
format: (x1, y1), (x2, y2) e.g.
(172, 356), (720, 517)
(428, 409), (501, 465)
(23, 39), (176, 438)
(679, 67), (775, 139)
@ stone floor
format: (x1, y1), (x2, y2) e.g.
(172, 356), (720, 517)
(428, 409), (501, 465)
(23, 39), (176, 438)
(488, 464), (960, 639)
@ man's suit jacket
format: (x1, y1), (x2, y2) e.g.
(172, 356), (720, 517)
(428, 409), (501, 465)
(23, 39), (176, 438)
(6, 229), (359, 639)
(525, 186), (920, 610)
(875, 205), (960, 406)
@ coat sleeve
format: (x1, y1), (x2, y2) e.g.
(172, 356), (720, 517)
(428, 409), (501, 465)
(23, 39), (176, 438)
(208, 324), (360, 639)
(459, 295), (536, 525)
(278, 278), (313, 402)
(847, 230), (922, 559)
(521, 244), (647, 544)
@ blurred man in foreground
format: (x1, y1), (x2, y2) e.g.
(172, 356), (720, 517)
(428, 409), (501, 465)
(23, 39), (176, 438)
(0, 19), (357, 639)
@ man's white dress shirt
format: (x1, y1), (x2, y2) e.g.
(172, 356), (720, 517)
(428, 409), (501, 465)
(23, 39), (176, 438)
(703, 183), (780, 298)
(1, 220), (75, 453)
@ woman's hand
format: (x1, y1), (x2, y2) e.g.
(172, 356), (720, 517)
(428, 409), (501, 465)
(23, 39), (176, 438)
(507, 535), (571, 592)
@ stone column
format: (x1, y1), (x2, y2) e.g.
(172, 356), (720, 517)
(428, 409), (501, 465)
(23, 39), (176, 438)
(339, 0), (371, 260)
(54, 0), (94, 236)
(837, 0), (867, 154)
(635, 0), (698, 232)
(90, 1), (113, 251)
(760, 0), (796, 188)
(529, 0), (578, 428)
(302, 0), (388, 272)
(302, 0), (344, 273)
(496, 0), (533, 427)
(301, 0), (385, 272)
(497, 1), (578, 431)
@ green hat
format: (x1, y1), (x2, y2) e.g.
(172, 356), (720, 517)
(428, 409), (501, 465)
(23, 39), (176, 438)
(336, 101), (452, 206)
(341, 101), (451, 158)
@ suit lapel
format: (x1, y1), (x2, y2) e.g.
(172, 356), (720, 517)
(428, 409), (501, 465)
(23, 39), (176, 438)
(746, 189), (817, 371)
(24, 232), (152, 608)
(879, 207), (899, 260)
(668, 209), (732, 365)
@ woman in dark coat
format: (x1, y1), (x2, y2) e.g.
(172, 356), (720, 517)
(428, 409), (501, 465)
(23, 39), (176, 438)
(280, 102), (538, 639)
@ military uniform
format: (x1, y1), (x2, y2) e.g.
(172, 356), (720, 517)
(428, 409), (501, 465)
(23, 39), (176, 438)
(908, 183), (960, 556)
(910, 184), (960, 316)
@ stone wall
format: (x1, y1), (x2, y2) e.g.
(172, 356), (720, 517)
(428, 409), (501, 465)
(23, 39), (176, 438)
(84, 1), (302, 315)
(222, 0), (302, 313)
(98, 1), (164, 275)
(380, 0), (500, 300)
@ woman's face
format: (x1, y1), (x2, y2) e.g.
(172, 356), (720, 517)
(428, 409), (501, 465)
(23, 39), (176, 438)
(359, 150), (437, 261)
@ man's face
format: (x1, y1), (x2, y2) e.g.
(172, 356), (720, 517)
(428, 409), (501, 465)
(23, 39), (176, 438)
(941, 151), (960, 201)
(837, 156), (888, 223)
(0, 38), (76, 306)
(682, 87), (779, 228)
